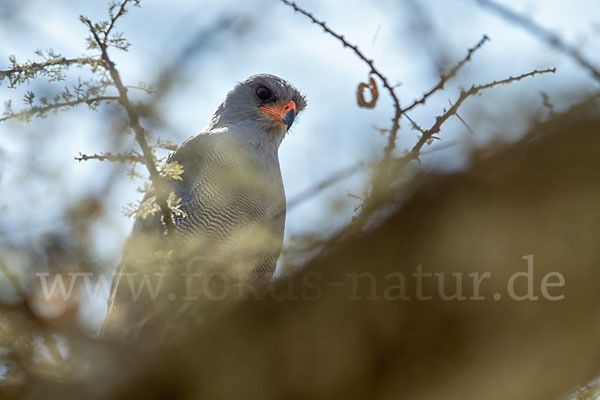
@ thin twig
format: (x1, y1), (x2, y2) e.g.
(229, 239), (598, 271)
(478, 0), (600, 82)
(153, 138), (178, 151)
(75, 151), (142, 162)
(0, 57), (101, 82)
(103, 0), (134, 47)
(0, 96), (119, 123)
(540, 92), (555, 117)
(83, 8), (176, 236)
(403, 113), (427, 135)
(402, 67), (556, 164)
(287, 162), (368, 211)
(400, 35), (490, 114)
(279, 0), (401, 160)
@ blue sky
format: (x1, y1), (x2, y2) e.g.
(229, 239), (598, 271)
(0, 0), (598, 330)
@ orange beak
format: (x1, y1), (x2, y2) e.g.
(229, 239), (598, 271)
(259, 100), (297, 130)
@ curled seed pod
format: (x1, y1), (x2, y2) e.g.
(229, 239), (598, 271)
(356, 76), (379, 109)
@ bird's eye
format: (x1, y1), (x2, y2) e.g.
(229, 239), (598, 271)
(256, 85), (273, 101)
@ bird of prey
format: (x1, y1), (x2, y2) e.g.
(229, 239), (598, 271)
(101, 74), (306, 341)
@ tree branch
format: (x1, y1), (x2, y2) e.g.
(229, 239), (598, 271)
(82, 15), (176, 236)
(75, 151), (142, 162)
(287, 161), (368, 211)
(0, 96), (119, 123)
(400, 35), (490, 114)
(0, 56), (102, 87)
(478, 0), (600, 83)
(280, 0), (402, 160)
(349, 67), (556, 231)
(402, 67), (557, 165)
(103, 0), (134, 47)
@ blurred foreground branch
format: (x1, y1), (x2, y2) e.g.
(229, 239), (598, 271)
(9, 97), (600, 400)
(75, 151), (142, 162)
(478, 0), (600, 83)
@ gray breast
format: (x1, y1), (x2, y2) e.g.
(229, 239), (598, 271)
(167, 132), (286, 280)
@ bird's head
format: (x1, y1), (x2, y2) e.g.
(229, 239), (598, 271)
(207, 74), (307, 139)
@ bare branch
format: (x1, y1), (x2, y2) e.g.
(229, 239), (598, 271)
(540, 92), (555, 117)
(402, 67), (557, 164)
(279, 0), (401, 160)
(400, 35), (490, 114)
(478, 0), (600, 82)
(349, 67), (555, 230)
(287, 161), (368, 211)
(403, 113), (427, 135)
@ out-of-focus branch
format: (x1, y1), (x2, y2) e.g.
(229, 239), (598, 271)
(287, 161), (368, 211)
(75, 151), (142, 162)
(0, 258), (26, 299)
(477, 0), (600, 83)
(279, 0), (401, 160)
(153, 138), (178, 151)
(0, 96), (119, 123)
(82, 9), (176, 236)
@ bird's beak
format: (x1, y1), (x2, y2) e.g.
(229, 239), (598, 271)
(259, 100), (296, 130)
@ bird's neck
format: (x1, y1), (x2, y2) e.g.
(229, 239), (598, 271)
(215, 120), (285, 155)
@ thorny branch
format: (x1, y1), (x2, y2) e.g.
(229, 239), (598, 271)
(279, 0), (402, 161)
(280, 1), (558, 230)
(400, 35), (490, 114)
(288, 68), (555, 226)
(376, 35), (489, 139)
(400, 67), (557, 166)
(81, 3), (176, 236)
(478, 0), (600, 83)
(345, 67), (557, 231)
(356, 67), (553, 231)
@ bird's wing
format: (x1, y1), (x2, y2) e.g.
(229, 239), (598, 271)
(101, 128), (286, 340)
(101, 131), (221, 339)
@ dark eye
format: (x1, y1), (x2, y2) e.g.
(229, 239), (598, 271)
(256, 85), (272, 101)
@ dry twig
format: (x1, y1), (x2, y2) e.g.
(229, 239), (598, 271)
(0, 96), (119, 123)
(280, 0), (401, 160)
(400, 67), (557, 166)
(82, 2), (176, 236)
(75, 151), (142, 162)
(400, 35), (490, 114)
